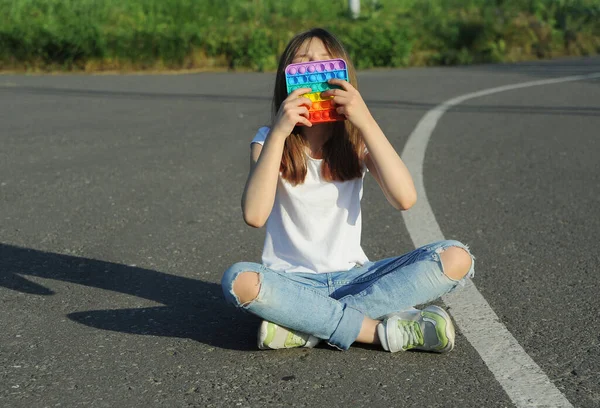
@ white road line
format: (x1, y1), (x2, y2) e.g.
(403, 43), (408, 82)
(401, 72), (600, 407)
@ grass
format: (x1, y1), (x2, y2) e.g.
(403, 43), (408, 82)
(1, 0), (599, 73)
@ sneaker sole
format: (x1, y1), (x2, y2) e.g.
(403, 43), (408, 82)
(257, 320), (271, 350)
(423, 305), (455, 353)
(257, 321), (320, 350)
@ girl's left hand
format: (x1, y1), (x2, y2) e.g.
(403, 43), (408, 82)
(321, 79), (373, 130)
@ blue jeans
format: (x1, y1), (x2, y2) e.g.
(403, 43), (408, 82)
(221, 240), (475, 350)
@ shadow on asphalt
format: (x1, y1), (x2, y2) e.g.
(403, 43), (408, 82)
(0, 243), (260, 351)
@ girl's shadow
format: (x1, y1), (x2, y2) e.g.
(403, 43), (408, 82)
(0, 243), (259, 350)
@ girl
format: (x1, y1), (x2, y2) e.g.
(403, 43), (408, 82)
(221, 28), (474, 352)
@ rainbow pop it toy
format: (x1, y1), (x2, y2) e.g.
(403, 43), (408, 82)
(285, 58), (348, 124)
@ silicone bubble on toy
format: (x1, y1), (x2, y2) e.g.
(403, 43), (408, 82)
(285, 59), (348, 124)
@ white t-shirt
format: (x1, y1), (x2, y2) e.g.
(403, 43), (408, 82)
(251, 126), (369, 274)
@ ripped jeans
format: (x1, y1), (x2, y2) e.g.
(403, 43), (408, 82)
(221, 240), (475, 350)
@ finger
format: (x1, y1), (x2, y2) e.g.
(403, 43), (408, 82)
(288, 87), (314, 98)
(321, 88), (345, 98)
(328, 78), (354, 91)
(288, 106), (310, 121)
(297, 106), (310, 119)
(297, 97), (313, 108)
(331, 94), (350, 105)
(327, 96), (350, 111)
(299, 117), (313, 127)
(285, 95), (312, 108)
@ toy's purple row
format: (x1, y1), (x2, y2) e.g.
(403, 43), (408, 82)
(285, 59), (346, 75)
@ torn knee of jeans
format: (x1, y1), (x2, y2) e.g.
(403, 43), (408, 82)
(435, 244), (475, 280)
(435, 244), (473, 255)
(230, 271), (263, 308)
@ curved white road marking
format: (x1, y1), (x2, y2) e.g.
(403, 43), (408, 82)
(402, 72), (600, 407)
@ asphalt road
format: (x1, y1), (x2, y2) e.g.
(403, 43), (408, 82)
(1, 56), (599, 407)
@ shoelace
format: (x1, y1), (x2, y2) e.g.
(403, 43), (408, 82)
(397, 320), (424, 350)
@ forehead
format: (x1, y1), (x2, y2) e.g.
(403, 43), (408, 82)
(296, 37), (330, 56)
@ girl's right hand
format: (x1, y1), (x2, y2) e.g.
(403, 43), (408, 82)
(271, 88), (314, 137)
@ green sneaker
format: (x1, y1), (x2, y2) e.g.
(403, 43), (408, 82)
(377, 305), (455, 353)
(257, 320), (320, 350)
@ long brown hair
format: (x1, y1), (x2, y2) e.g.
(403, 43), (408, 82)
(273, 28), (364, 185)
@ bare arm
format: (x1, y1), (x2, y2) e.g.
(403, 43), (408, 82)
(241, 88), (313, 228)
(362, 120), (417, 210)
(241, 130), (287, 228)
(323, 79), (416, 210)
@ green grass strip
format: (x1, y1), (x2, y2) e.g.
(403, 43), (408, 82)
(1, 0), (599, 72)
